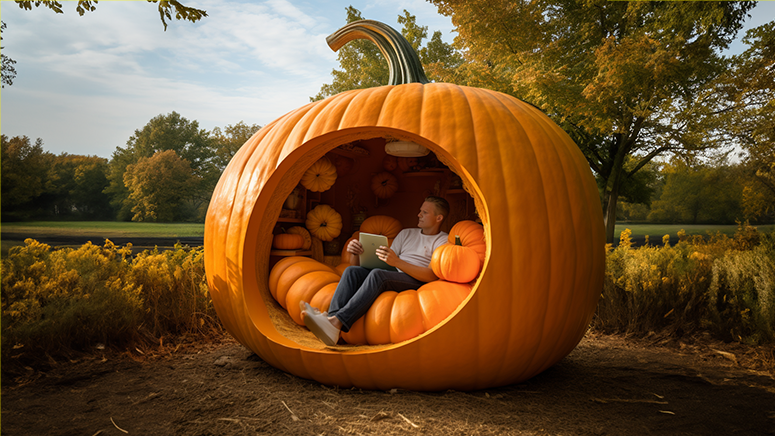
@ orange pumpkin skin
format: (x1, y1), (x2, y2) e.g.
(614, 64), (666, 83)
(449, 220), (486, 266)
(286, 226), (312, 250)
(273, 233), (304, 250)
(205, 59), (604, 390)
(430, 236), (481, 283)
(305, 204), (342, 242)
(371, 172), (399, 199)
(340, 280), (473, 345)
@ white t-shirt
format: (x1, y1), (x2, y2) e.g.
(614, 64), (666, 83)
(390, 228), (449, 272)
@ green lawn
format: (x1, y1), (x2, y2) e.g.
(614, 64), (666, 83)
(614, 223), (774, 239)
(1, 221), (205, 238)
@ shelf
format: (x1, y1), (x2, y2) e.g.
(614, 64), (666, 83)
(330, 145), (370, 158)
(270, 249), (312, 257)
(402, 169), (446, 177)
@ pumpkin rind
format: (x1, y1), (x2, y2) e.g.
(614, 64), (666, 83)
(204, 22), (605, 391)
(286, 226), (312, 250)
(273, 233), (304, 250)
(371, 171), (399, 199)
(305, 204), (342, 242)
(430, 236), (481, 283)
(301, 156), (337, 192)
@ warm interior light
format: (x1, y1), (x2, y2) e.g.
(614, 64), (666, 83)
(385, 140), (430, 157)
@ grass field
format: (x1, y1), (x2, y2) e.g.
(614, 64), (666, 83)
(2, 221), (771, 239)
(1, 221), (205, 238)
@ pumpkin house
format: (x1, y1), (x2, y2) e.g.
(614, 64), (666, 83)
(204, 20), (605, 391)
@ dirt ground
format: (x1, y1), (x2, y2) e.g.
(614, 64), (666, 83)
(2, 332), (774, 436)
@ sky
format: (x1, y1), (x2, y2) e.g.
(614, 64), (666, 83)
(0, 0), (773, 160)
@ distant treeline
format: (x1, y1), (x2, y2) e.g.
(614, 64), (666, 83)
(1, 112), (260, 223)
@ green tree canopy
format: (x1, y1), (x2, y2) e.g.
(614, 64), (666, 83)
(648, 160), (744, 224)
(13, 0), (207, 30)
(1, 22), (17, 88)
(430, 0), (755, 241)
(1, 135), (53, 220)
(105, 111), (216, 221)
(711, 22), (775, 221)
(210, 121), (262, 170)
(123, 149), (199, 222)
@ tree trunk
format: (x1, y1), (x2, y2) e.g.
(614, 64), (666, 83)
(603, 186), (620, 244)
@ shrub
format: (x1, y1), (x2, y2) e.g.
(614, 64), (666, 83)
(2, 239), (219, 364)
(1, 239), (143, 356)
(130, 244), (216, 337)
(595, 225), (775, 344)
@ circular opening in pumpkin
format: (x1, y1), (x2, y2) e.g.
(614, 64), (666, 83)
(245, 128), (488, 350)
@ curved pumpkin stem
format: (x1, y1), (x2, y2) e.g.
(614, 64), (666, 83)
(454, 235), (462, 246)
(326, 19), (430, 86)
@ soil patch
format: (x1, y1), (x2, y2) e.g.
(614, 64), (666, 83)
(2, 333), (774, 435)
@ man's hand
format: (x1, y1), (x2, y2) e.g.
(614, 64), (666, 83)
(376, 246), (399, 267)
(347, 240), (364, 266)
(347, 240), (364, 255)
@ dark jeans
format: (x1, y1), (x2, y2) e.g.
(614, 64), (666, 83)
(327, 266), (426, 332)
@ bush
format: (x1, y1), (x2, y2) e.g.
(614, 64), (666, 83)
(2, 239), (219, 363)
(594, 224), (775, 344)
(1, 239), (143, 355)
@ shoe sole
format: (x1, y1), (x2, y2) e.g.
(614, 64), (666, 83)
(303, 312), (339, 346)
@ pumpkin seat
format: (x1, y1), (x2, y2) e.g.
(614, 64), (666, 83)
(269, 255), (474, 345)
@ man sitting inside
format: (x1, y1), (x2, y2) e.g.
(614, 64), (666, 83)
(302, 196), (450, 346)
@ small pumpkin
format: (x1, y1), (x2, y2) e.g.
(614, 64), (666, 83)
(397, 156), (418, 172)
(301, 156), (337, 192)
(305, 204), (342, 242)
(371, 172), (399, 199)
(284, 188), (302, 210)
(273, 232), (304, 250)
(286, 226), (312, 250)
(431, 235), (481, 283)
(382, 155), (398, 171)
(448, 220), (486, 266)
(332, 154), (354, 176)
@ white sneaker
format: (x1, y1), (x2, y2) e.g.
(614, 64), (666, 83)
(301, 302), (340, 346)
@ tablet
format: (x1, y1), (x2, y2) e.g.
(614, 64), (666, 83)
(358, 232), (397, 271)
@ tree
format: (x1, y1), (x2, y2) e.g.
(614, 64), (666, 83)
(123, 150), (199, 222)
(430, 0), (755, 241)
(42, 154), (112, 219)
(105, 111), (216, 221)
(648, 160), (744, 224)
(210, 121), (262, 170)
(1, 135), (53, 220)
(712, 22), (775, 221)
(312, 7), (462, 101)
(13, 0), (207, 31)
(1, 22), (17, 87)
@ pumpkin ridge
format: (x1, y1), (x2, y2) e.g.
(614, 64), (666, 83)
(512, 97), (601, 369)
(491, 91), (583, 379)
(460, 86), (547, 384)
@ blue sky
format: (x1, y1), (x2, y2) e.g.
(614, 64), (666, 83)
(0, 0), (772, 159)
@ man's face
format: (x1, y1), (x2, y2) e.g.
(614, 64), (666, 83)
(417, 201), (440, 230)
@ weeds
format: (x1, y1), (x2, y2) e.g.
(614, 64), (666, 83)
(1, 239), (219, 365)
(595, 223), (775, 344)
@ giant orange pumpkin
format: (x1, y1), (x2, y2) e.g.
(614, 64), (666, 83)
(204, 20), (605, 391)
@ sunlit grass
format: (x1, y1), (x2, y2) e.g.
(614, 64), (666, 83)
(1, 221), (205, 238)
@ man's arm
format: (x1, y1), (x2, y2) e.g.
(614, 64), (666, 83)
(346, 239), (363, 266)
(376, 246), (438, 283)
